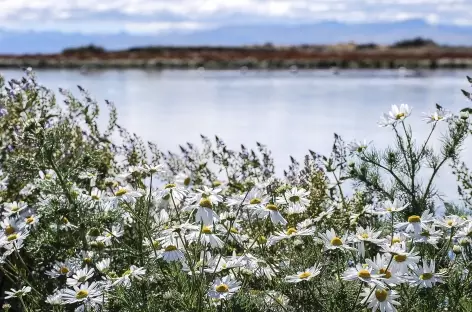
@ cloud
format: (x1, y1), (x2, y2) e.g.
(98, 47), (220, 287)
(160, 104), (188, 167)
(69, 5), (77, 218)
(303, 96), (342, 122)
(0, 0), (471, 33)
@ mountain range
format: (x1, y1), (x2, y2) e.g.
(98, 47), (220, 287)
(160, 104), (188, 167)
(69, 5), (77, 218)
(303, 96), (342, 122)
(1, 19), (471, 54)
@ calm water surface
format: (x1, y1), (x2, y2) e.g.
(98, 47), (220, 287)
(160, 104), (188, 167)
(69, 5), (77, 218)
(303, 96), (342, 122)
(2, 69), (472, 201)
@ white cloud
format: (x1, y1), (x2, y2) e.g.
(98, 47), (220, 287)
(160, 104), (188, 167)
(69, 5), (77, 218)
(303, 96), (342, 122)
(0, 0), (472, 33)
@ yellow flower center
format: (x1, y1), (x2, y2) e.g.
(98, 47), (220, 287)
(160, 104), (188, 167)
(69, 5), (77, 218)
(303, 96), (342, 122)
(212, 181), (222, 187)
(164, 245), (177, 251)
(266, 204), (278, 211)
(375, 289), (388, 302)
(230, 227), (239, 234)
(75, 290), (89, 299)
(91, 195), (100, 200)
(447, 220), (454, 226)
(330, 237), (343, 246)
(84, 258), (92, 264)
(358, 269), (371, 279)
(394, 254), (407, 262)
(286, 227), (298, 235)
(386, 207), (393, 212)
(7, 234), (17, 241)
(62, 217), (69, 224)
(4, 225), (15, 235)
(361, 233), (369, 239)
(26, 216), (34, 224)
(115, 188), (127, 196)
(408, 215), (421, 223)
(165, 183), (176, 189)
(216, 284), (229, 293)
(183, 177), (191, 186)
(379, 268), (392, 279)
(289, 195), (300, 203)
(199, 198), (213, 209)
(392, 237), (401, 244)
(298, 271), (311, 279)
(395, 112), (405, 119)
(201, 226), (213, 234)
(250, 198), (262, 205)
(420, 273), (433, 280)
(60, 267), (70, 274)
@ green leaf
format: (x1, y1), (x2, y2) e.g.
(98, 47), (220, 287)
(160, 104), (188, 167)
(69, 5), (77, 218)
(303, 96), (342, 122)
(461, 89), (472, 101)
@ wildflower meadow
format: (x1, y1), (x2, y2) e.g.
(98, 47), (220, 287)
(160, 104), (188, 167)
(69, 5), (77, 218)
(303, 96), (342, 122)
(1, 69), (472, 312)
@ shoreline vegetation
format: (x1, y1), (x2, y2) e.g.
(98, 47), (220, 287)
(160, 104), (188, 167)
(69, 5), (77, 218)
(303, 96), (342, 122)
(3, 37), (472, 70)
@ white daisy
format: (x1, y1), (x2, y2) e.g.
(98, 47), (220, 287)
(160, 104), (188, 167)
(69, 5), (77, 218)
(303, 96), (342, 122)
(410, 260), (445, 288)
(5, 286), (31, 299)
(285, 264), (321, 283)
(267, 223), (315, 246)
(319, 229), (356, 252)
(207, 276), (241, 300)
(46, 260), (76, 278)
(61, 282), (104, 307)
(435, 215), (465, 230)
(112, 185), (142, 204)
(194, 197), (220, 225)
(370, 200), (408, 215)
(361, 286), (400, 312)
(67, 266), (95, 286)
(348, 139), (370, 153)
(276, 187), (310, 214)
(342, 264), (384, 287)
(252, 204), (287, 226)
(353, 226), (384, 258)
(422, 110), (451, 123)
(2, 201), (28, 217)
(395, 210), (434, 235)
(366, 254), (404, 286)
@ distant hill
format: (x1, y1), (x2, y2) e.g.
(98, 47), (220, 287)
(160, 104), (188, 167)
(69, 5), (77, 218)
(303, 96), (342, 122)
(1, 19), (471, 54)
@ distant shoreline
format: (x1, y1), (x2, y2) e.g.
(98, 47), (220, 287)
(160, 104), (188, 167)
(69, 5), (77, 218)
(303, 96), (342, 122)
(2, 45), (472, 69)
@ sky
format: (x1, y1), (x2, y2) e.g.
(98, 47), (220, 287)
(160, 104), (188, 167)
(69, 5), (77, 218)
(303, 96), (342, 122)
(0, 0), (471, 34)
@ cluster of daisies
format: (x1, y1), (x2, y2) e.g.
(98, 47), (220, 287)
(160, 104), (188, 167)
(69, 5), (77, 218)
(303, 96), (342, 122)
(0, 103), (470, 312)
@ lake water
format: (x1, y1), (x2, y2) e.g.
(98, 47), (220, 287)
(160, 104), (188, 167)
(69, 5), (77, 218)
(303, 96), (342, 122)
(1, 69), (472, 201)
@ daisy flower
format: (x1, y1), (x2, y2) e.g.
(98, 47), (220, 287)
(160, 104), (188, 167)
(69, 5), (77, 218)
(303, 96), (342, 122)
(0, 229), (29, 247)
(348, 139), (370, 153)
(382, 244), (420, 274)
(388, 104), (412, 122)
(342, 264), (384, 287)
(285, 264), (321, 283)
(5, 286), (31, 299)
(227, 189), (268, 209)
(188, 186), (223, 206)
(435, 215), (465, 230)
(161, 243), (185, 262)
(252, 204), (287, 226)
(2, 201), (28, 217)
(204, 256), (244, 274)
(410, 260), (445, 288)
(113, 265), (146, 287)
(361, 286), (400, 312)
(353, 226), (384, 258)
(96, 258), (111, 273)
(188, 225), (224, 249)
(156, 182), (187, 202)
(67, 266), (95, 286)
(395, 210), (434, 235)
(207, 276), (241, 300)
(278, 187), (310, 214)
(46, 260), (76, 278)
(97, 225), (124, 246)
(370, 200), (408, 216)
(366, 254), (404, 286)
(61, 282), (104, 307)
(194, 197), (220, 225)
(267, 223), (315, 246)
(412, 224), (441, 247)
(111, 185), (142, 204)
(319, 229), (356, 252)
(422, 110), (451, 123)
